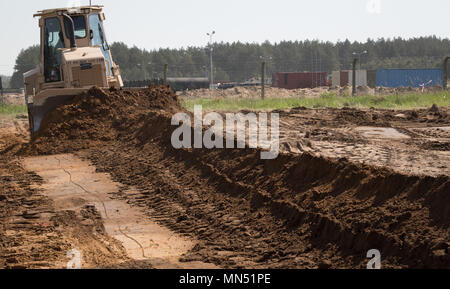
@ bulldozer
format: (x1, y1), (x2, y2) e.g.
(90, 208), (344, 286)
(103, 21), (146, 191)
(23, 5), (123, 136)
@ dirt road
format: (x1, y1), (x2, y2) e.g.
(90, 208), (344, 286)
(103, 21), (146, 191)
(1, 87), (449, 268)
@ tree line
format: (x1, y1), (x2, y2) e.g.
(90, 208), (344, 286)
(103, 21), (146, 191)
(9, 36), (450, 88)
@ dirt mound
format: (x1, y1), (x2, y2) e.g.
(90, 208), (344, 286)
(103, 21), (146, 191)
(334, 108), (390, 126)
(23, 86), (181, 155)
(332, 106), (450, 127)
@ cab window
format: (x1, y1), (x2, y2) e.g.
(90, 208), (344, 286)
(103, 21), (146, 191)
(44, 17), (65, 83)
(64, 15), (87, 39)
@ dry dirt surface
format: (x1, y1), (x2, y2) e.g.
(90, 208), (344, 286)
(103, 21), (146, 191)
(277, 106), (450, 177)
(179, 85), (444, 99)
(1, 86), (449, 269)
(0, 93), (26, 105)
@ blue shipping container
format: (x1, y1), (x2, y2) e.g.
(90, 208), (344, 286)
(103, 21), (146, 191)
(376, 69), (443, 88)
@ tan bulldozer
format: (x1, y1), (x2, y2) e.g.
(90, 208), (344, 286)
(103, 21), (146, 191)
(23, 5), (123, 136)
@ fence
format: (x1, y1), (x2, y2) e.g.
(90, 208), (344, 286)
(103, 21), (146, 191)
(119, 54), (449, 91)
(122, 78), (210, 91)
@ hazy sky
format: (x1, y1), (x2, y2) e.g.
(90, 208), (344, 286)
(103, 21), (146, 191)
(0, 0), (449, 75)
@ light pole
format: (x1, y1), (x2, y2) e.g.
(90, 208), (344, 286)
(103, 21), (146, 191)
(207, 31), (215, 89)
(137, 62), (152, 79)
(260, 56), (273, 84)
(352, 50), (367, 86)
(202, 66), (208, 79)
(352, 50), (368, 71)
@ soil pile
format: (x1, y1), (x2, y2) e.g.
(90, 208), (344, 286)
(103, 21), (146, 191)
(24, 86), (181, 154)
(333, 106), (450, 126)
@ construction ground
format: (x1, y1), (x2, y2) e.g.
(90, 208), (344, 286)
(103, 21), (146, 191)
(0, 86), (448, 269)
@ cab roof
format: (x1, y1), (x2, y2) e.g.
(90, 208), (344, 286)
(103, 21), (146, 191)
(33, 5), (103, 17)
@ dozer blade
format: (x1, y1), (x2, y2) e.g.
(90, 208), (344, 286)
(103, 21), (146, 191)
(27, 94), (76, 136)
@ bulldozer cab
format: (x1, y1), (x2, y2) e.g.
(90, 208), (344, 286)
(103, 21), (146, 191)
(24, 5), (123, 135)
(37, 6), (116, 84)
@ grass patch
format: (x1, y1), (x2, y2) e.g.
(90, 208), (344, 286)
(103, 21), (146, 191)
(0, 104), (28, 115)
(182, 91), (450, 112)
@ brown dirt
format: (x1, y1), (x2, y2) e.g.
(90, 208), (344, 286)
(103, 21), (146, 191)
(179, 86), (444, 99)
(21, 154), (215, 269)
(277, 106), (450, 177)
(0, 93), (25, 105)
(1, 86), (449, 268)
(0, 153), (131, 269)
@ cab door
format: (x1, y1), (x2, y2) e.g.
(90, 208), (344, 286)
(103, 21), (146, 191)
(43, 17), (65, 83)
(89, 14), (113, 76)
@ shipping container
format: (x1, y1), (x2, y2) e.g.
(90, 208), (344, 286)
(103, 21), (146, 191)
(367, 70), (377, 88)
(376, 69), (443, 88)
(340, 71), (349, 87)
(272, 72), (327, 89)
(332, 71), (347, 87)
(331, 70), (367, 87)
(348, 70), (367, 86)
(331, 71), (342, 87)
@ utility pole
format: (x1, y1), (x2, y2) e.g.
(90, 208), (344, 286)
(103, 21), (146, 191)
(0, 76), (3, 105)
(352, 50), (367, 71)
(207, 31), (215, 89)
(319, 53), (322, 87)
(261, 62), (265, 100)
(444, 56), (449, 90)
(203, 66), (208, 79)
(163, 64), (167, 86)
(352, 58), (358, 96)
(260, 56), (273, 85)
(352, 50), (367, 86)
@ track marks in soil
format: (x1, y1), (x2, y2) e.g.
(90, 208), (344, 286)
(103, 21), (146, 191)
(23, 154), (217, 269)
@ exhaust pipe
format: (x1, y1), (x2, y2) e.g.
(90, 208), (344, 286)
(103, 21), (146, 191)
(63, 14), (77, 49)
